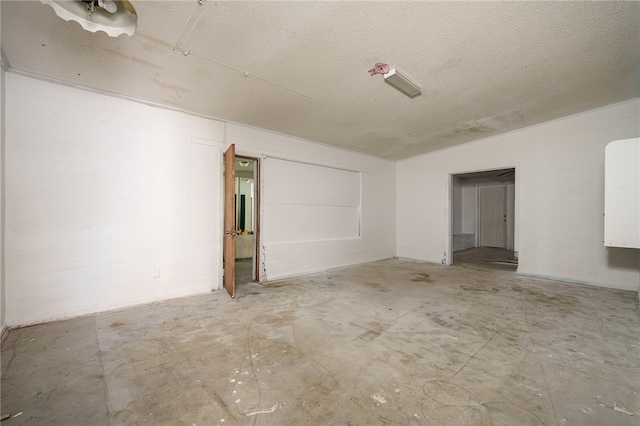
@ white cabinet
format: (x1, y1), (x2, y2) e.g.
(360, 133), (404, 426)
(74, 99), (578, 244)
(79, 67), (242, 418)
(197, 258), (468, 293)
(604, 138), (640, 248)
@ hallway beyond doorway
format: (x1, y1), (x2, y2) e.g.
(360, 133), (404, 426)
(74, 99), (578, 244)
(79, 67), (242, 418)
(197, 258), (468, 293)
(454, 247), (518, 271)
(235, 258), (253, 285)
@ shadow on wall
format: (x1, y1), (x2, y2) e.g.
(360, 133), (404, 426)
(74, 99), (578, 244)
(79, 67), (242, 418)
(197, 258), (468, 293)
(606, 247), (640, 270)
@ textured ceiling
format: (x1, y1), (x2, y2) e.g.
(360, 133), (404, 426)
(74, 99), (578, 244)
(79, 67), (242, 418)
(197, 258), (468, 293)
(2, 1), (639, 160)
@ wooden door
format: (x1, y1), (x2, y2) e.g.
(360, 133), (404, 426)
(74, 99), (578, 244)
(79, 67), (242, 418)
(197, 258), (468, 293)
(479, 186), (507, 248)
(223, 144), (236, 298)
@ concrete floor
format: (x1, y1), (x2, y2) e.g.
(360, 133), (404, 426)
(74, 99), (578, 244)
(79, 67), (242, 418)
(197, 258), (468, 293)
(1, 256), (639, 425)
(454, 247), (518, 271)
(235, 258), (254, 286)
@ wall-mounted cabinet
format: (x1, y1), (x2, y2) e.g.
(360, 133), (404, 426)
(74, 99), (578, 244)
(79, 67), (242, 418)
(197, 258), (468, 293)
(604, 138), (640, 249)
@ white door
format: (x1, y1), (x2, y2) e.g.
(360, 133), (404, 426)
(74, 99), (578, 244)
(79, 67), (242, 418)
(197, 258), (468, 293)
(479, 186), (507, 248)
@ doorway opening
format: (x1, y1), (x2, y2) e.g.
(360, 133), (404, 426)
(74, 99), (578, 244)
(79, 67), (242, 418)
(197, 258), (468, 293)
(223, 143), (260, 298)
(448, 168), (517, 270)
(234, 155), (259, 287)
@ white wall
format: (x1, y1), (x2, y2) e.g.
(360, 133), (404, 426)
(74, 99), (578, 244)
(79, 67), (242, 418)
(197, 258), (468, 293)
(604, 138), (640, 248)
(452, 176), (462, 234)
(1, 4), (6, 335)
(452, 176), (476, 251)
(5, 74), (224, 326)
(460, 184), (476, 234)
(398, 99), (640, 291)
(5, 73), (397, 326)
(1, 52), (5, 334)
(262, 158), (361, 243)
(226, 123), (396, 280)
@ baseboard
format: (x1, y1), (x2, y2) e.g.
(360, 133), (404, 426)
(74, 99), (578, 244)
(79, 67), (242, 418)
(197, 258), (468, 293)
(266, 256), (397, 282)
(5, 286), (214, 329)
(516, 271), (638, 292)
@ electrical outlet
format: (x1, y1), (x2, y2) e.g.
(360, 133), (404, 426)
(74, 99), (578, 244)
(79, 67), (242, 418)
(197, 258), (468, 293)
(153, 267), (161, 278)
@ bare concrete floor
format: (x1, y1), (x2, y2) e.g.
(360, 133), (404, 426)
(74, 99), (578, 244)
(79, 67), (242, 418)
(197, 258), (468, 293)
(236, 258), (254, 285)
(454, 247), (518, 271)
(2, 258), (639, 425)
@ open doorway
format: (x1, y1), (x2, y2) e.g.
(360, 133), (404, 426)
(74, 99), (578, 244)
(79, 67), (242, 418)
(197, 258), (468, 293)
(223, 143), (260, 298)
(234, 155), (259, 287)
(449, 168), (517, 269)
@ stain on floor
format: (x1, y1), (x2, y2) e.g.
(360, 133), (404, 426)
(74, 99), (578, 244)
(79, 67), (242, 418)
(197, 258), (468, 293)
(1, 257), (639, 425)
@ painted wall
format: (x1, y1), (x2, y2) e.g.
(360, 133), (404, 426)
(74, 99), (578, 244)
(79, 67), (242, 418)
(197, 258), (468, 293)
(452, 176), (462, 234)
(460, 185), (476, 235)
(1, 50), (5, 334)
(604, 138), (640, 248)
(4, 73), (396, 326)
(398, 99), (640, 291)
(4, 73), (224, 326)
(226, 123), (397, 280)
(452, 176), (475, 251)
(1, 3), (6, 334)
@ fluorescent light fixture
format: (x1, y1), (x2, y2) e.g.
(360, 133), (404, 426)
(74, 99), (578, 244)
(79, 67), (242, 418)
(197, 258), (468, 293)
(383, 68), (421, 98)
(40, 0), (138, 37)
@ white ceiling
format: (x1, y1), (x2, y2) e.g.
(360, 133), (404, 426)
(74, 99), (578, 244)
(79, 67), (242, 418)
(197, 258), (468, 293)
(2, 1), (639, 160)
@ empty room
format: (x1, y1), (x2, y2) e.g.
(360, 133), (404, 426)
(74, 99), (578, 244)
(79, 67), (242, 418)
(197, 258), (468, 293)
(1, 1), (639, 425)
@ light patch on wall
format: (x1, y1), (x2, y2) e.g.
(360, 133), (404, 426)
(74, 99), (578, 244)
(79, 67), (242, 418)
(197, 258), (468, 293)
(262, 158), (361, 244)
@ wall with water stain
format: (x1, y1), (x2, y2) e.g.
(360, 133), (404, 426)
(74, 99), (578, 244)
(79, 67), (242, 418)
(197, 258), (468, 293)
(397, 99), (640, 291)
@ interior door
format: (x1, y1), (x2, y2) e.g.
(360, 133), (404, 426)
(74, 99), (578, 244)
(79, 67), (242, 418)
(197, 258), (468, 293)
(479, 185), (507, 248)
(223, 144), (236, 298)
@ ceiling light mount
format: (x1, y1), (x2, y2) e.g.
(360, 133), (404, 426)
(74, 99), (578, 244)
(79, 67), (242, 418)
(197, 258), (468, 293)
(384, 68), (421, 98)
(40, 0), (138, 37)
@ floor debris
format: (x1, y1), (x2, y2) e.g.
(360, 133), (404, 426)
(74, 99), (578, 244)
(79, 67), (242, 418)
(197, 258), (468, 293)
(613, 406), (635, 416)
(1, 414), (10, 421)
(244, 403), (278, 416)
(2, 255), (639, 425)
(371, 394), (387, 404)
(598, 403), (635, 416)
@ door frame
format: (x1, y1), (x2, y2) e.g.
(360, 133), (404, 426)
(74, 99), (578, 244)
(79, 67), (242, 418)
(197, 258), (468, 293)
(234, 154), (261, 283)
(446, 164), (519, 266)
(220, 145), (263, 296)
(223, 144), (236, 297)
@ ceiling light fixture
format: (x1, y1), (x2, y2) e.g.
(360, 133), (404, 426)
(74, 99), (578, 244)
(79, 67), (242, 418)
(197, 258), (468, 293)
(238, 161), (250, 167)
(40, 0), (138, 37)
(384, 68), (421, 98)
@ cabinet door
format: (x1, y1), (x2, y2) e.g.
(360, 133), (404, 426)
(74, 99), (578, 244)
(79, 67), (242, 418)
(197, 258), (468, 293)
(604, 138), (640, 248)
